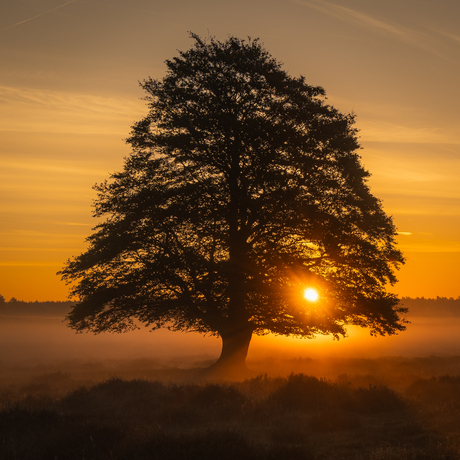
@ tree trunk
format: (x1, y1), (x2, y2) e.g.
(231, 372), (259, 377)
(205, 325), (254, 379)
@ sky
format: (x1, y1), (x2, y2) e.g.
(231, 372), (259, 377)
(1, 0), (459, 302)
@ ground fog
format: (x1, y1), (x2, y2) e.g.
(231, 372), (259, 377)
(2, 300), (460, 459)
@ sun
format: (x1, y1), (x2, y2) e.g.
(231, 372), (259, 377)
(303, 288), (319, 302)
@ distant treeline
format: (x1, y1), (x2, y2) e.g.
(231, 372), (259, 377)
(0, 295), (74, 317)
(1, 295), (459, 318)
(400, 297), (460, 317)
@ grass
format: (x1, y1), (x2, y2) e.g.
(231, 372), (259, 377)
(2, 359), (460, 460)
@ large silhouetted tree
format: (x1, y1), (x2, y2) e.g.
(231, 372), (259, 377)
(60, 34), (406, 375)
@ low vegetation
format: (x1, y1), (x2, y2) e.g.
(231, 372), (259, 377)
(2, 358), (460, 459)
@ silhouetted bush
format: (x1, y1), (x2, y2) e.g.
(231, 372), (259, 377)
(406, 375), (460, 413)
(1, 373), (459, 460)
(125, 429), (263, 460)
(267, 373), (404, 414)
(61, 377), (170, 424)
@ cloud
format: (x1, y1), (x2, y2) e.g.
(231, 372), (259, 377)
(0, 247), (78, 252)
(1, 0), (78, 32)
(292, 0), (448, 59)
(377, 193), (460, 217)
(0, 85), (140, 117)
(358, 120), (457, 145)
(326, 95), (460, 146)
(366, 161), (445, 185)
(397, 242), (460, 253)
(431, 28), (460, 44)
(0, 85), (143, 135)
(0, 261), (64, 267)
(53, 222), (92, 227)
(0, 159), (107, 177)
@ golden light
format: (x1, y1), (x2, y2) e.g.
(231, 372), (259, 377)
(303, 288), (319, 302)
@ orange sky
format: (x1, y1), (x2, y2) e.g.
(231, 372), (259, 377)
(1, 0), (459, 301)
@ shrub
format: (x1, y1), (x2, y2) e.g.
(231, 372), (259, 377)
(267, 373), (404, 414)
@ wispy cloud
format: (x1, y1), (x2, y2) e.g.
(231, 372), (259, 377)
(0, 85), (140, 117)
(1, 0), (78, 32)
(431, 28), (460, 44)
(53, 222), (92, 227)
(0, 247), (78, 252)
(0, 261), (63, 266)
(0, 85), (142, 135)
(396, 241), (460, 253)
(291, 0), (448, 59)
(0, 159), (107, 177)
(358, 119), (457, 145)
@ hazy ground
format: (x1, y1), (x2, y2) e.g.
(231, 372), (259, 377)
(1, 305), (460, 368)
(1, 357), (460, 459)
(2, 304), (460, 458)
(1, 302), (460, 389)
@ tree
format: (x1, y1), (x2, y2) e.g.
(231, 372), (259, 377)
(60, 34), (406, 376)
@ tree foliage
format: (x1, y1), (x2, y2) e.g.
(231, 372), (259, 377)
(60, 34), (406, 359)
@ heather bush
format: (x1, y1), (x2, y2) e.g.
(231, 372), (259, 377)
(1, 371), (459, 459)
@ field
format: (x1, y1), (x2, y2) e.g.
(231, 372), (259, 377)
(1, 299), (460, 458)
(2, 356), (460, 459)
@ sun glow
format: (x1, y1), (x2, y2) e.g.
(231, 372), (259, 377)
(303, 288), (319, 302)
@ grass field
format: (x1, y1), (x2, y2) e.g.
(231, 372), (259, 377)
(1, 356), (460, 459)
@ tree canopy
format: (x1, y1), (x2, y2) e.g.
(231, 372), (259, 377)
(60, 33), (406, 372)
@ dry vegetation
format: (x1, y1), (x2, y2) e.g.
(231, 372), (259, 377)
(1, 356), (460, 459)
(2, 299), (460, 458)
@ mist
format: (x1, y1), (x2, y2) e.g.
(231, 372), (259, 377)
(2, 298), (460, 459)
(1, 298), (460, 374)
